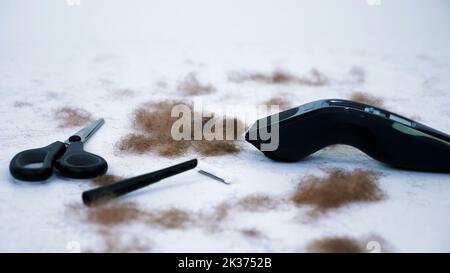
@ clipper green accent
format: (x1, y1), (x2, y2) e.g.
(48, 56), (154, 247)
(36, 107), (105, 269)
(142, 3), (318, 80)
(392, 122), (450, 146)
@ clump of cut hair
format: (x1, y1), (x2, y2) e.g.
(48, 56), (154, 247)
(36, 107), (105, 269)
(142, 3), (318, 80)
(306, 236), (365, 253)
(67, 202), (141, 226)
(192, 116), (244, 156)
(67, 203), (152, 252)
(92, 174), (124, 186)
(297, 69), (329, 86)
(200, 202), (237, 232)
(117, 134), (154, 154)
(291, 169), (384, 213)
(66, 192), (287, 251)
(86, 202), (141, 226)
(350, 92), (384, 108)
(237, 194), (279, 212)
(117, 100), (191, 156)
(212, 202), (231, 222)
(13, 101), (33, 108)
(54, 106), (93, 127)
(271, 70), (298, 83)
(117, 100), (244, 157)
(306, 235), (388, 253)
(68, 202), (196, 230)
(228, 69), (329, 86)
(146, 208), (193, 229)
(263, 96), (293, 111)
(144, 203), (235, 232)
(347, 66), (366, 84)
(177, 73), (216, 95)
(192, 138), (241, 156)
(240, 228), (263, 238)
(66, 201), (231, 252)
(228, 70), (297, 84)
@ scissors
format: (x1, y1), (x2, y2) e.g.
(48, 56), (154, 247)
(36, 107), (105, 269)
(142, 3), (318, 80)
(10, 119), (108, 181)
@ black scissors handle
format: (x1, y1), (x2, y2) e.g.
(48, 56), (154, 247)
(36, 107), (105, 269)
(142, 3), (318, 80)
(9, 141), (67, 181)
(10, 119), (107, 181)
(9, 140), (108, 181)
(55, 140), (108, 179)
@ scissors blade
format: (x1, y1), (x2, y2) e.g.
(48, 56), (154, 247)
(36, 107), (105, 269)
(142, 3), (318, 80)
(65, 118), (105, 144)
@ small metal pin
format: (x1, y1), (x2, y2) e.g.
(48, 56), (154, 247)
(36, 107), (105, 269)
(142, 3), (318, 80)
(197, 162), (232, 184)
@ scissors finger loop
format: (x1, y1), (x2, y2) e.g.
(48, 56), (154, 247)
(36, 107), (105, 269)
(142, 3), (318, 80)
(9, 141), (66, 181)
(55, 142), (108, 179)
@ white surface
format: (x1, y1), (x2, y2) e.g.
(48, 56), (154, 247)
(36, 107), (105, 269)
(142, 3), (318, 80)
(0, 0), (449, 252)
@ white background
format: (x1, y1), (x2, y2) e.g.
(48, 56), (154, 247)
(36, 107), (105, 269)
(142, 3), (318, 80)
(0, 0), (449, 252)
